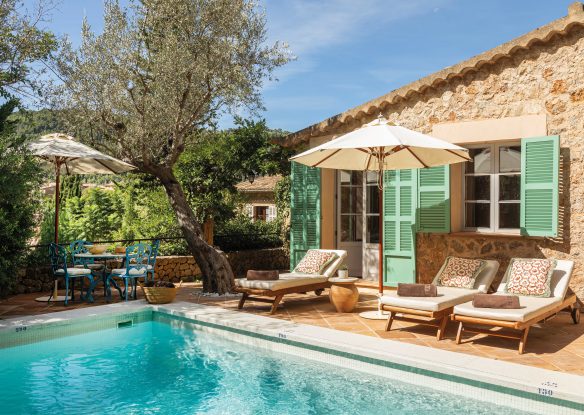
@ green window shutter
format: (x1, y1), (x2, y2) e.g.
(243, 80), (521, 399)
(417, 165), (450, 233)
(290, 161), (321, 270)
(520, 136), (559, 237)
(383, 169), (417, 286)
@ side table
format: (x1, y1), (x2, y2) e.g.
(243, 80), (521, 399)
(328, 277), (359, 313)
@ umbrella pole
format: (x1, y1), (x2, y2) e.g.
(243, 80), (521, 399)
(54, 159), (61, 244)
(378, 183), (383, 295)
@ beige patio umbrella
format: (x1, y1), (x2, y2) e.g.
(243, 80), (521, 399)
(290, 115), (470, 298)
(29, 133), (136, 243)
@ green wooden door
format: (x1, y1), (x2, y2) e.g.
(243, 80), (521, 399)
(290, 161), (321, 270)
(520, 136), (559, 237)
(383, 169), (417, 286)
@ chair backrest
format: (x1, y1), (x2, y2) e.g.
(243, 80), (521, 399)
(49, 243), (68, 274)
(69, 240), (91, 265)
(148, 239), (160, 266)
(431, 258), (500, 293)
(496, 259), (574, 299)
(125, 243), (150, 275)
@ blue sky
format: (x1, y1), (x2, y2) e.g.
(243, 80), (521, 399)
(29, 0), (575, 133)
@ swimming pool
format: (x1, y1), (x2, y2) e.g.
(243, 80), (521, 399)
(1, 317), (533, 415)
(0, 303), (582, 415)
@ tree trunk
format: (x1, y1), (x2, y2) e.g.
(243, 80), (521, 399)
(157, 168), (234, 294)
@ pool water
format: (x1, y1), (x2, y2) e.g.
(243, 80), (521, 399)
(0, 320), (534, 415)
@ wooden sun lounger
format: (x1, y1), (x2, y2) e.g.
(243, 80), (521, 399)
(452, 260), (580, 354)
(380, 260), (500, 340)
(235, 249), (347, 314)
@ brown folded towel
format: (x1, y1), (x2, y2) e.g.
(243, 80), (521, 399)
(397, 283), (437, 297)
(473, 294), (520, 309)
(246, 270), (279, 281)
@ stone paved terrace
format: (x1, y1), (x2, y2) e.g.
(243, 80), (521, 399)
(1, 282), (583, 377)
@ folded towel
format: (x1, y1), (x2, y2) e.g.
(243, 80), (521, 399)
(397, 283), (437, 297)
(473, 294), (520, 309)
(247, 270), (279, 281)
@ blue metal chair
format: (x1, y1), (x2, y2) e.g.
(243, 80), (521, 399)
(49, 243), (95, 305)
(146, 239), (160, 283)
(106, 243), (149, 301)
(69, 240), (107, 296)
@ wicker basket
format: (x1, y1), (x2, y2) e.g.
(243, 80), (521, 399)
(139, 282), (181, 304)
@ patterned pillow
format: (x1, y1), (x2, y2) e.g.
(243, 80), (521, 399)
(504, 258), (556, 297)
(436, 256), (487, 289)
(294, 250), (337, 275)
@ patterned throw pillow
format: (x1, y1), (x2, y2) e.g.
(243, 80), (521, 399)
(436, 256), (486, 289)
(294, 250), (337, 275)
(504, 258), (556, 297)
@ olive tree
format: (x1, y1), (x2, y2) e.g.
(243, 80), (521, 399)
(53, 0), (289, 293)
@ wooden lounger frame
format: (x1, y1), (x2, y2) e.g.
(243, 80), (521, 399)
(236, 281), (331, 314)
(452, 294), (580, 354)
(382, 304), (453, 340)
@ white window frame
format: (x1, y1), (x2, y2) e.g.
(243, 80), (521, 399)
(462, 141), (521, 234)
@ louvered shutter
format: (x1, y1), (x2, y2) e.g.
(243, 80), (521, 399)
(417, 166), (450, 233)
(383, 169), (417, 286)
(520, 136), (559, 237)
(290, 162), (321, 270)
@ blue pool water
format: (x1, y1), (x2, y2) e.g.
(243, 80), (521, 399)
(0, 320), (535, 415)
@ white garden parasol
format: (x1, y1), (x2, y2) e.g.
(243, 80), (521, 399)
(291, 115), (470, 318)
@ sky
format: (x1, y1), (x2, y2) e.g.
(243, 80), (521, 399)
(26, 0), (576, 133)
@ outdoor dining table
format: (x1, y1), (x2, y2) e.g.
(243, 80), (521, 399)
(74, 252), (127, 300)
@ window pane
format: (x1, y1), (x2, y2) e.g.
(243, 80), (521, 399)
(499, 145), (521, 173)
(340, 186), (363, 214)
(465, 176), (491, 201)
(340, 170), (363, 186)
(499, 203), (520, 229)
(465, 202), (490, 228)
(465, 147), (491, 174)
(499, 175), (520, 201)
(366, 171), (379, 184)
(366, 184), (379, 214)
(366, 215), (379, 243)
(341, 215), (363, 242)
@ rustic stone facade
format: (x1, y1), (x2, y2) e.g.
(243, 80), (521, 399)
(284, 6), (584, 300)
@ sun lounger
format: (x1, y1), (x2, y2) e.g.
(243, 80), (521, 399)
(452, 259), (580, 354)
(380, 259), (500, 340)
(234, 249), (347, 314)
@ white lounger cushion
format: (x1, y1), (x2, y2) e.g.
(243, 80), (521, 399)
(236, 249), (348, 291)
(235, 273), (329, 291)
(380, 287), (479, 312)
(380, 259), (500, 312)
(453, 295), (561, 322)
(453, 259), (574, 322)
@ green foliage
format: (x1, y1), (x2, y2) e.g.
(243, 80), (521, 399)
(0, 99), (42, 295)
(176, 118), (291, 221)
(215, 215), (281, 252)
(274, 175), (291, 253)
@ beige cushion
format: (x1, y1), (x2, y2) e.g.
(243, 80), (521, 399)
(294, 250), (338, 274)
(111, 267), (147, 276)
(453, 295), (561, 322)
(380, 286), (480, 312)
(75, 264), (105, 270)
(235, 273), (329, 291)
(435, 257), (487, 289)
(55, 268), (92, 276)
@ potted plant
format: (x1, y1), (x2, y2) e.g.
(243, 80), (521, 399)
(337, 264), (349, 279)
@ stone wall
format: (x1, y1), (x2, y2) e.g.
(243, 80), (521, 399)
(14, 247), (290, 293)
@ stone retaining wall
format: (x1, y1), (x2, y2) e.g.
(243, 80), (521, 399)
(14, 247), (289, 294)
